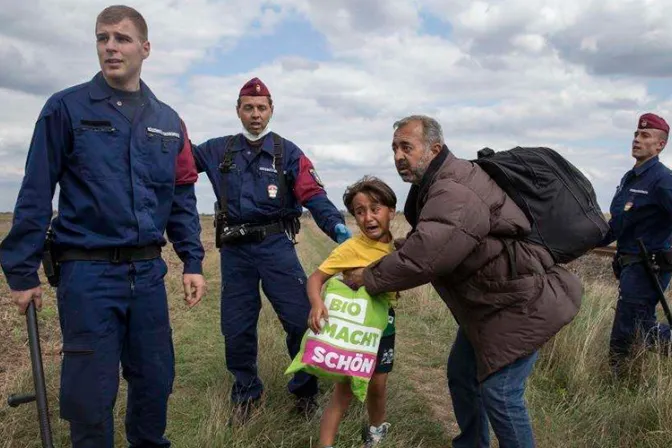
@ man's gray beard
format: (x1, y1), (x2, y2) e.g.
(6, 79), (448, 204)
(409, 148), (434, 184)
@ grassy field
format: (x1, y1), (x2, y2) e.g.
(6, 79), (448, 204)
(1, 213), (672, 447)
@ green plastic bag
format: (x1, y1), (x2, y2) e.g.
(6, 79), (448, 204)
(285, 277), (390, 402)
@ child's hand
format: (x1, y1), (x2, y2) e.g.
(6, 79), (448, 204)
(308, 303), (329, 334)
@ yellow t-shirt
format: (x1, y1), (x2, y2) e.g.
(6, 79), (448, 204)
(318, 234), (397, 306)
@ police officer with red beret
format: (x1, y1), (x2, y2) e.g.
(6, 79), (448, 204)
(192, 77), (352, 422)
(603, 112), (672, 372)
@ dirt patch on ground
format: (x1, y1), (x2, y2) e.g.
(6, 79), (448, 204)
(398, 341), (460, 437)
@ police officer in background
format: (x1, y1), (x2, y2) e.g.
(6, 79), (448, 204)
(603, 113), (672, 373)
(0, 5), (205, 447)
(193, 77), (352, 422)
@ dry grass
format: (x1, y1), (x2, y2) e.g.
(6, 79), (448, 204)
(3, 213), (672, 447)
(0, 215), (449, 447)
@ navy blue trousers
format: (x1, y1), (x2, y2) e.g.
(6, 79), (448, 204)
(219, 233), (317, 403)
(57, 259), (174, 448)
(610, 263), (672, 363)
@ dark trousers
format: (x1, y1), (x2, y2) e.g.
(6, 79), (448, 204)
(219, 233), (317, 404)
(57, 259), (174, 448)
(447, 328), (538, 448)
(609, 263), (672, 365)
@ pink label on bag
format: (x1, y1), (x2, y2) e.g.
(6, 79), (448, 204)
(302, 339), (377, 378)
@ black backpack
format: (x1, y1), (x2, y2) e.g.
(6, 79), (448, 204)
(474, 146), (609, 264)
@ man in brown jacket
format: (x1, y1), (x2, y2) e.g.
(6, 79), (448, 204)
(347, 115), (582, 447)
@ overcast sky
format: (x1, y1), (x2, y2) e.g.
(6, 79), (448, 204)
(2, 0), (672, 215)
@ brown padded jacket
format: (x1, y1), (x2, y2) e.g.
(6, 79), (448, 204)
(363, 150), (583, 381)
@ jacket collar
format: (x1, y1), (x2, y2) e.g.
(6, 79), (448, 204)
(633, 155), (659, 177)
(403, 145), (451, 230)
(232, 132), (277, 155)
(88, 71), (158, 106)
(417, 145), (451, 195)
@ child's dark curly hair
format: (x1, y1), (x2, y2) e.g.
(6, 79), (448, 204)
(342, 175), (397, 216)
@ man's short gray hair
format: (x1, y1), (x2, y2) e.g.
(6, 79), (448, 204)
(393, 115), (444, 149)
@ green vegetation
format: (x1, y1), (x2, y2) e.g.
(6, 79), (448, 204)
(1, 215), (672, 447)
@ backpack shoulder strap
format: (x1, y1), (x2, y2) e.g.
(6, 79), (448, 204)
(217, 134), (239, 221)
(272, 132), (287, 212)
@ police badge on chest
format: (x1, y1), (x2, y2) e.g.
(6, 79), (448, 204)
(268, 184), (278, 199)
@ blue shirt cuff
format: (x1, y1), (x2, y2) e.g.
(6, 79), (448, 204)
(6, 273), (41, 291)
(183, 259), (203, 275)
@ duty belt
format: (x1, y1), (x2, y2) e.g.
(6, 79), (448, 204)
(617, 253), (643, 267)
(251, 221), (286, 234)
(618, 251), (672, 271)
(56, 245), (162, 263)
(218, 221), (287, 245)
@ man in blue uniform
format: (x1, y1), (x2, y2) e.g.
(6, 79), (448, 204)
(603, 112), (672, 372)
(0, 5), (205, 447)
(192, 77), (351, 422)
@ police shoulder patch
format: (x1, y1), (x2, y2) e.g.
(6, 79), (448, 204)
(310, 168), (324, 187)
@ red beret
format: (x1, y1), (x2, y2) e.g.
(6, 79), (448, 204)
(638, 113), (669, 133)
(239, 77), (271, 97)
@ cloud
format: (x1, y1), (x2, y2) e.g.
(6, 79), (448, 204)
(279, 56), (320, 72)
(1, 0), (671, 217)
(425, 0), (672, 78)
(289, 0), (421, 51)
(549, 2), (672, 77)
(0, 0), (288, 95)
(0, 88), (50, 174)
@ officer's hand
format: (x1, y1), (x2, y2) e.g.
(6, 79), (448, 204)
(183, 274), (206, 308)
(308, 303), (329, 334)
(334, 223), (352, 244)
(342, 268), (365, 290)
(11, 286), (43, 315)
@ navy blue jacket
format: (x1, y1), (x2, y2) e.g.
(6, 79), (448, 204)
(193, 133), (344, 241)
(604, 156), (672, 254)
(0, 72), (204, 291)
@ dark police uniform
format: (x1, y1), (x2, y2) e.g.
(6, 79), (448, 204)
(605, 153), (672, 363)
(193, 131), (345, 405)
(0, 72), (204, 447)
